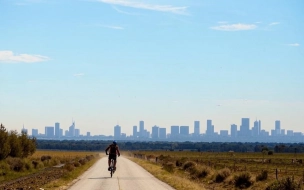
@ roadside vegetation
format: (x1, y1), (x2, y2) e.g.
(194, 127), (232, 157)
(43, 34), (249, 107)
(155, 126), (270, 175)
(0, 124), (101, 189)
(127, 150), (304, 190)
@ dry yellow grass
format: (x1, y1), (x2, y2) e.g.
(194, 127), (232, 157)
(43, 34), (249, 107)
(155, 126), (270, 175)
(129, 157), (206, 190)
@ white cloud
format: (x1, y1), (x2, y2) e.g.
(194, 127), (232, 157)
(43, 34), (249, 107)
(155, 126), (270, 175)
(211, 23), (257, 31)
(269, 22), (280, 26)
(0, 50), (49, 63)
(288, 43), (300, 47)
(74, 73), (85, 77)
(98, 0), (188, 14)
(112, 6), (140, 15)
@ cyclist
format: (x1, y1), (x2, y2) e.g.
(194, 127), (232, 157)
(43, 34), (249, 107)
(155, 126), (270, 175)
(105, 140), (120, 171)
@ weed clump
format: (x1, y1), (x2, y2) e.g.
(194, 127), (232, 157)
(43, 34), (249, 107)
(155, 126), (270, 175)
(234, 172), (252, 188)
(215, 168), (231, 183)
(197, 166), (211, 179)
(256, 170), (268, 181)
(6, 157), (24, 171)
(266, 176), (301, 190)
(183, 161), (196, 170)
(163, 162), (175, 173)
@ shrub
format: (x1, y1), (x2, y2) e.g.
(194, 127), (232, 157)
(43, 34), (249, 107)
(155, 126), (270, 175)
(6, 157), (24, 171)
(64, 163), (75, 172)
(197, 167), (211, 179)
(73, 161), (81, 167)
(163, 162), (175, 173)
(41, 155), (52, 162)
(23, 159), (33, 170)
(79, 158), (87, 165)
(183, 161), (196, 170)
(256, 170), (268, 181)
(234, 172), (252, 188)
(268, 151), (274, 155)
(215, 168), (231, 183)
(266, 176), (301, 190)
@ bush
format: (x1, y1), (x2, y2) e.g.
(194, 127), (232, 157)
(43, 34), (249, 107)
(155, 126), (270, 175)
(183, 161), (196, 170)
(6, 157), (24, 172)
(79, 158), (87, 165)
(73, 161), (81, 167)
(64, 163), (75, 172)
(23, 159), (33, 170)
(197, 167), (211, 179)
(256, 170), (268, 181)
(268, 151), (274, 155)
(266, 176), (301, 190)
(215, 168), (231, 183)
(163, 162), (175, 173)
(41, 155), (52, 162)
(234, 172), (252, 188)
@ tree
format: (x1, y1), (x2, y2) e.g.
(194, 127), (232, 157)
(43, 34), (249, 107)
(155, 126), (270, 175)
(8, 130), (22, 157)
(19, 131), (36, 158)
(0, 124), (10, 160)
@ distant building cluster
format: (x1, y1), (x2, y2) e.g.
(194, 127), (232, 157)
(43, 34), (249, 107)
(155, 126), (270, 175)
(22, 118), (304, 142)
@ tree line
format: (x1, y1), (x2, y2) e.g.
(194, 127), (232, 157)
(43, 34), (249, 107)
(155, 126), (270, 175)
(0, 124), (36, 160)
(36, 139), (304, 153)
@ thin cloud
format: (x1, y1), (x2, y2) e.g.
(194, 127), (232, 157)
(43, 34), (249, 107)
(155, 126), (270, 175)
(112, 6), (140, 15)
(0, 50), (49, 63)
(269, 22), (280, 26)
(288, 43), (300, 47)
(211, 23), (257, 31)
(98, 0), (188, 15)
(74, 73), (85, 77)
(101, 25), (124, 30)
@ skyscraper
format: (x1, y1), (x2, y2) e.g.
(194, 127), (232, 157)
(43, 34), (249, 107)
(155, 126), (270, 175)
(55, 122), (60, 138)
(114, 125), (121, 139)
(159, 128), (166, 139)
(206, 120), (214, 136)
(230, 124), (237, 137)
(69, 121), (75, 137)
(133, 126), (138, 138)
(45, 126), (54, 138)
(32, 129), (38, 137)
(194, 121), (200, 136)
(171, 126), (179, 137)
(139, 121), (144, 137)
(180, 126), (189, 136)
(152, 125), (159, 139)
(275, 120), (281, 135)
(240, 118), (250, 136)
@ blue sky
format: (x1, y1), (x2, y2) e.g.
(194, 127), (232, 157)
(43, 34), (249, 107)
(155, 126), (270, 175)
(0, 0), (303, 136)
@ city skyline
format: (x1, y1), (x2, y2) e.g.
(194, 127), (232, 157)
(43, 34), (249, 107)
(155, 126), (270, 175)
(1, 0), (303, 135)
(14, 117), (303, 138)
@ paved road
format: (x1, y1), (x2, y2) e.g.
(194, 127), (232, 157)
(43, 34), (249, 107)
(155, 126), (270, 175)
(68, 156), (175, 190)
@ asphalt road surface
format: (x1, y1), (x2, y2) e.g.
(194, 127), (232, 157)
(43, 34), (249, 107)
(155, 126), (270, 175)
(68, 156), (175, 190)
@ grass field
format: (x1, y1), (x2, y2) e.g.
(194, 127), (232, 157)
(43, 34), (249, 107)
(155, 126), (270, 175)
(0, 150), (102, 189)
(127, 150), (304, 190)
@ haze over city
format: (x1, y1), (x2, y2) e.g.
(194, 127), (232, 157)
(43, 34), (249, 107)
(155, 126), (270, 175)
(1, 0), (303, 136)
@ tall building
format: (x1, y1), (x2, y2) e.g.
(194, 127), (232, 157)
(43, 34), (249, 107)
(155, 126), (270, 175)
(69, 121), (75, 137)
(45, 126), (54, 138)
(59, 129), (63, 137)
(133, 126), (138, 137)
(32, 129), (38, 137)
(151, 125), (159, 139)
(206, 120), (214, 136)
(230, 124), (237, 137)
(21, 125), (28, 134)
(240, 118), (250, 136)
(87, 132), (91, 137)
(114, 125), (121, 139)
(171, 126), (179, 137)
(55, 122), (60, 138)
(275, 120), (281, 136)
(75, 129), (80, 137)
(252, 120), (259, 136)
(139, 121), (144, 137)
(159, 128), (166, 139)
(180, 126), (189, 136)
(194, 121), (200, 136)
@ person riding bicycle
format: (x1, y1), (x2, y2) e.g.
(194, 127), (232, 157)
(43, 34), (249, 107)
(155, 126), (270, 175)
(105, 140), (120, 171)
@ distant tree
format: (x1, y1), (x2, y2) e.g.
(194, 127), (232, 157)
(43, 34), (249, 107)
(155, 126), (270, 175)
(8, 130), (22, 157)
(0, 124), (10, 160)
(19, 131), (36, 158)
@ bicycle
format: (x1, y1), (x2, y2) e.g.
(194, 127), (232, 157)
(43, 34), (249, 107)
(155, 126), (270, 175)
(109, 158), (115, 178)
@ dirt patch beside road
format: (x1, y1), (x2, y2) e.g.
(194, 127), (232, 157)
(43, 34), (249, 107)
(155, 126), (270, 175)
(0, 167), (67, 190)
